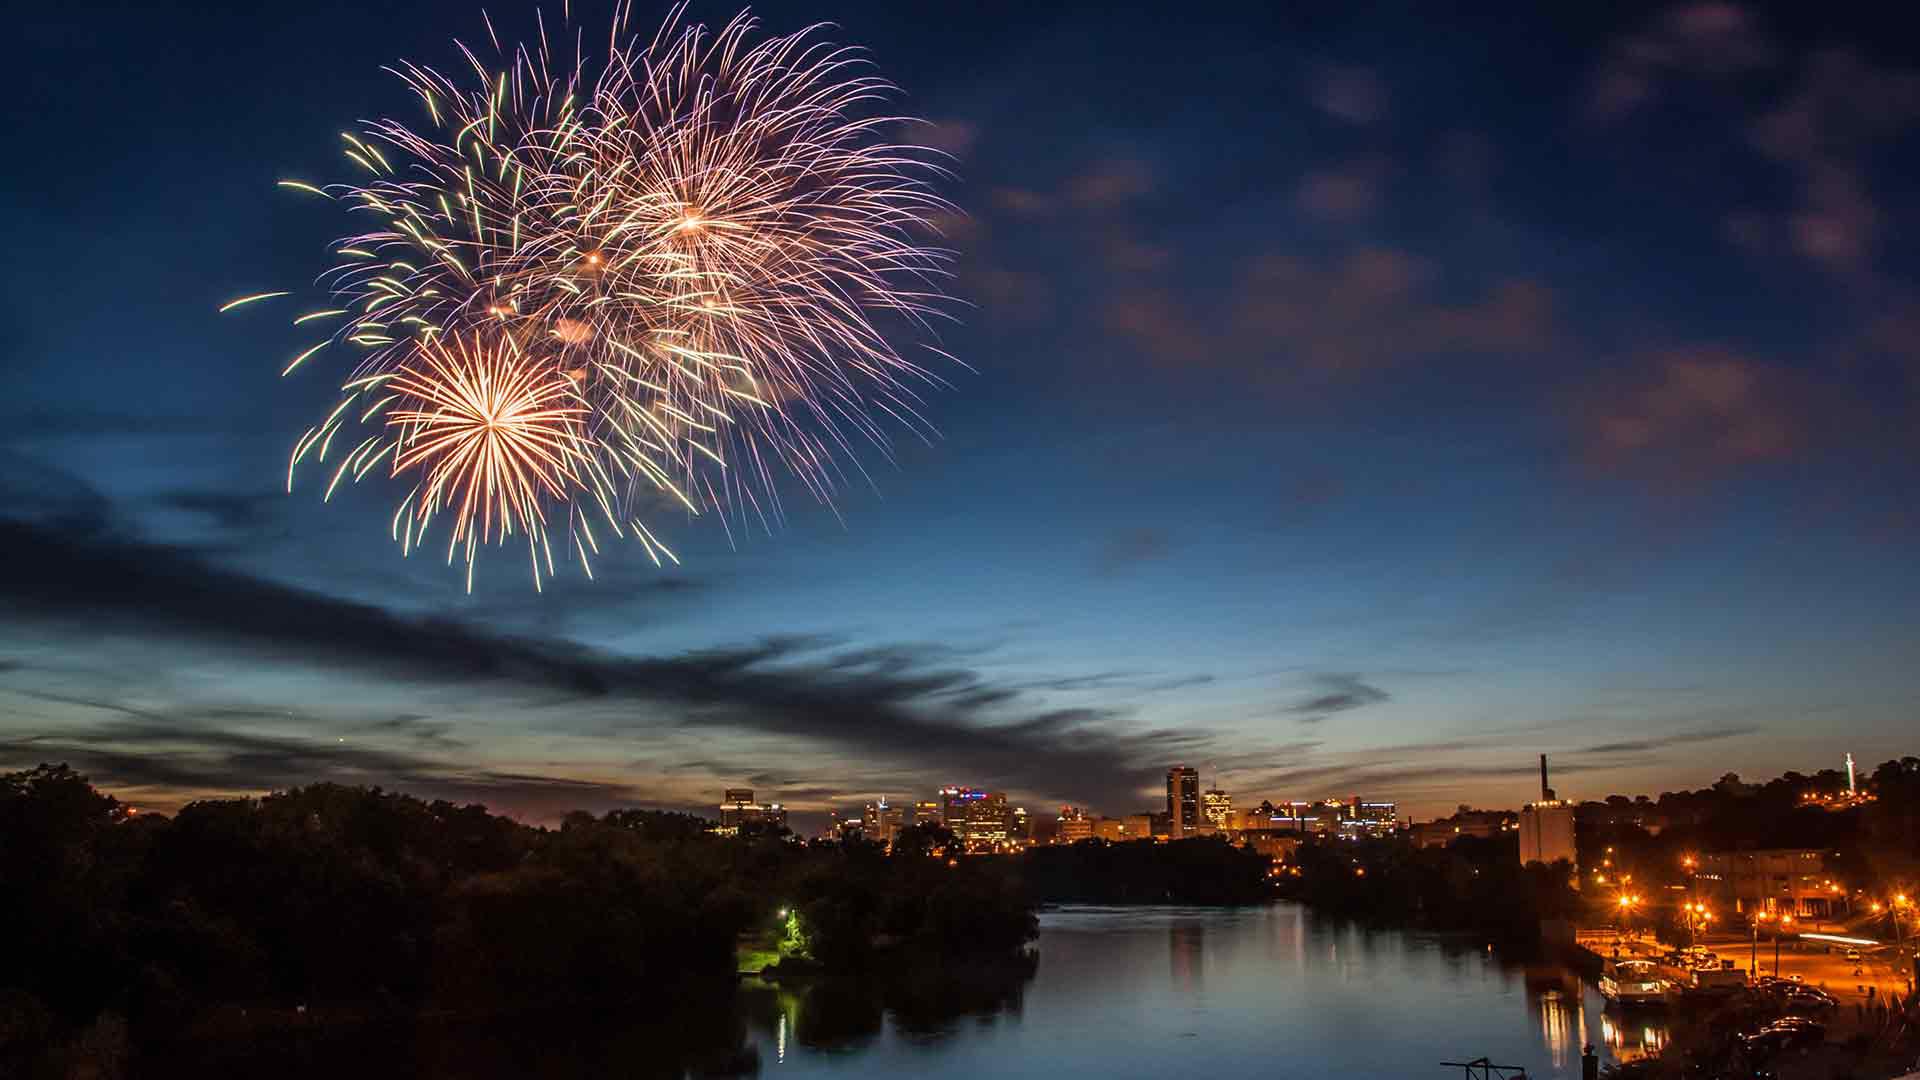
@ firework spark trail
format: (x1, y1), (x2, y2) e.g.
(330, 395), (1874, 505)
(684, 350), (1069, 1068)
(383, 332), (596, 590)
(229, 2), (957, 589)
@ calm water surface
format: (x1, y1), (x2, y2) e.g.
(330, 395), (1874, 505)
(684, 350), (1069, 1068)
(732, 904), (1663, 1078)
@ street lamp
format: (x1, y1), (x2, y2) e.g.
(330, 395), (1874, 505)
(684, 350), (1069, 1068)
(1750, 911), (1771, 976)
(1774, 913), (1793, 978)
(1683, 902), (1712, 949)
(1892, 894), (1913, 971)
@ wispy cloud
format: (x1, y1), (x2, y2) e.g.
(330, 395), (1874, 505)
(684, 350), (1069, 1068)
(1286, 673), (1391, 723)
(0, 514), (1215, 815)
(1581, 725), (1759, 755)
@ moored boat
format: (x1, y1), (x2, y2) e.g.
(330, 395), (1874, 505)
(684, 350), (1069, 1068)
(1598, 958), (1670, 1007)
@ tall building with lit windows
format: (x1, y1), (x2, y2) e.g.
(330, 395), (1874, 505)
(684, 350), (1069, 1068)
(938, 786), (970, 826)
(1201, 788), (1232, 829)
(1167, 766), (1200, 838)
(1349, 799), (1398, 839)
(1057, 806), (1094, 843)
(862, 799), (905, 845)
(938, 786), (1016, 851)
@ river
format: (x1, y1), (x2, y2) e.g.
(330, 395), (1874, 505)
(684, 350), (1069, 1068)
(168, 903), (1669, 1077)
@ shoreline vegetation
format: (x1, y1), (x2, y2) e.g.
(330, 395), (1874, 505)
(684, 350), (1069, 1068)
(1, 765), (1269, 1075)
(1273, 834), (1581, 944)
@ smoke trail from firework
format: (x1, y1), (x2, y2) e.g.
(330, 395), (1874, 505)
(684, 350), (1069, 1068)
(231, 3), (956, 589)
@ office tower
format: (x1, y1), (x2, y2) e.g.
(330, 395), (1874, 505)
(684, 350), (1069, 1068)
(1167, 766), (1200, 838)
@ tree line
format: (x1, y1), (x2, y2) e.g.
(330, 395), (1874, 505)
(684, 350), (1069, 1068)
(0, 764), (1037, 1067)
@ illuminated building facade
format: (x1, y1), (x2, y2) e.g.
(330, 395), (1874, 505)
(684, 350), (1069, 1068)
(1167, 765), (1200, 838)
(718, 788), (788, 833)
(1518, 755), (1577, 868)
(1202, 788), (1232, 829)
(863, 799), (905, 846)
(1223, 808), (1265, 831)
(1518, 802), (1575, 867)
(1341, 799), (1398, 839)
(939, 786), (1017, 851)
(1267, 801), (1330, 834)
(1057, 805), (1094, 843)
(1696, 849), (1848, 918)
(938, 786), (970, 826)
(965, 792), (1012, 849)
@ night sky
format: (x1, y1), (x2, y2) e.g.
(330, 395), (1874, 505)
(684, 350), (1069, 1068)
(6, 0), (1920, 830)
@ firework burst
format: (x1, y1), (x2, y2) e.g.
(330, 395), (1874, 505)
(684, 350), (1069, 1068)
(231, 2), (957, 589)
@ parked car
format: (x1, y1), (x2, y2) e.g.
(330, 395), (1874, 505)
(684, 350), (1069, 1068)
(1843, 948), (1862, 963)
(1779, 986), (1838, 1014)
(1740, 1017), (1824, 1057)
(1758, 972), (1812, 999)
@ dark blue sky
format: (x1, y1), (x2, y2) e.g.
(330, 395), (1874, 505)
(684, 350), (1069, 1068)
(4, 0), (1919, 826)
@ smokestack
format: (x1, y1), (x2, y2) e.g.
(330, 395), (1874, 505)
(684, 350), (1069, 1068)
(1540, 754), (1550, 802)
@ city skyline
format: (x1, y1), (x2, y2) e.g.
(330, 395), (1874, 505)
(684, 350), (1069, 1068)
(718, 749), (1873, 838)
(6, 1), (1920, 826)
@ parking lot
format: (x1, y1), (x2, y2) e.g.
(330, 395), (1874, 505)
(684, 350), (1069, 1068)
(1588, 929), (1913, 1003)
(1692, 936), (1913, 1003)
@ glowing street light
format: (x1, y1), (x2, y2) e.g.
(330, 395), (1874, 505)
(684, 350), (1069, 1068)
(1772, 913), (1794, 977)
(1750, 910), (1772, 975)
(1682, 901), (1714, 948)
(1615, 892), (1640, 939)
